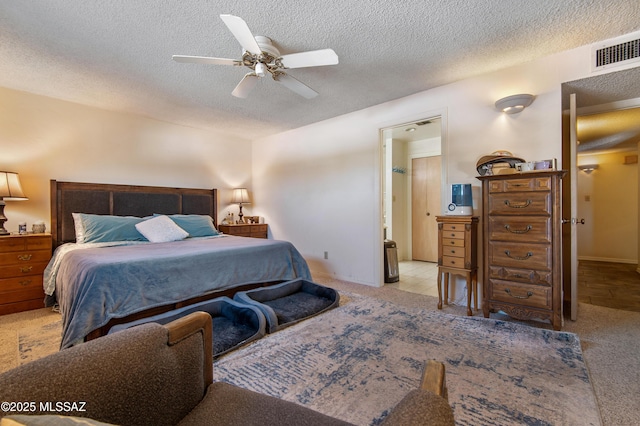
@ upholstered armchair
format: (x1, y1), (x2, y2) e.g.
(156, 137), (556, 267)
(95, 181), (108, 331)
(0, 312), (454, 426)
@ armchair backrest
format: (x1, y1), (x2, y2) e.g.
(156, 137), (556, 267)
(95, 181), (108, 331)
(0, 311), (213, 426)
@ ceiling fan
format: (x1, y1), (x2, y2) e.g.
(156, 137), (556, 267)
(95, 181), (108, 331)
(173, 14), (339, 99)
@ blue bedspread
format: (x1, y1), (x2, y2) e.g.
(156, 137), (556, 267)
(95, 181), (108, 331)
(47, 235), (311, 348)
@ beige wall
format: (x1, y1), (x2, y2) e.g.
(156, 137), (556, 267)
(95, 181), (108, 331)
(577, 150), (638, 263)
(0, 87), (253, 232)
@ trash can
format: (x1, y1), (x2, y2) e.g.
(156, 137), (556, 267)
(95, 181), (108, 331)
(384, 239), (399, 283)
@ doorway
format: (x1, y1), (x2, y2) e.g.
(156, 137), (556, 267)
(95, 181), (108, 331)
(381, 116), (444, 295)
(561, 66), (640, 318)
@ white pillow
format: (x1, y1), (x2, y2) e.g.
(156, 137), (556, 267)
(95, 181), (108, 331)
(135, 215), (189, 243)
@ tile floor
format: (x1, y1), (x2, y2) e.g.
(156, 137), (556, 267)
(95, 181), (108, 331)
(386, 260), (440, 297)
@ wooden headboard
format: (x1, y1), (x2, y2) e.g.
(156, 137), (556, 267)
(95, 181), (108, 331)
(51, 180), (218, 247)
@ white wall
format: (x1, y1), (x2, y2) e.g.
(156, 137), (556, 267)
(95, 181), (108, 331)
(0, 87), (253, 232)
(253, 43), (598, 303)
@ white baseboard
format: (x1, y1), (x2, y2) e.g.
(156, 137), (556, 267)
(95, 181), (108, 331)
(578, 256), (637, 264)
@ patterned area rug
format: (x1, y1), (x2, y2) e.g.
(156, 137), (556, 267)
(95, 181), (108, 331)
(214, 294), (601, 425)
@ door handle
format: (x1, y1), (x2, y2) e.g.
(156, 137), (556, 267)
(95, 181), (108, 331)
(562, 218), (585, 224)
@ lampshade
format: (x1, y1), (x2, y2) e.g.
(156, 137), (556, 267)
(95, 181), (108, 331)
(495, 94), (535, 114)
(231, 188), (250, 204)
(0, 172), (28, 200)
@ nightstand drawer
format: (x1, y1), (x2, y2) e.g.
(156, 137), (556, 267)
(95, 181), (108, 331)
(0, 250), (52, 266)
(0, 261), (49, 279)
(0, 235), (51, 252)
(0, 275), (44, 292)
(218, 224), (268, 239)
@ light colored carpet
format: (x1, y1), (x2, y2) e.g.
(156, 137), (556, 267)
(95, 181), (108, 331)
(215, 292), (600, 425)
(2, 276), (639, 425)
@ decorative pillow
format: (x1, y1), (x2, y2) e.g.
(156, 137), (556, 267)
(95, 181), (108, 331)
(135, 215), (189, 243)
(1, 415), (116, 426)
(156, 214), (218, 237)
(72, 213), (147, 244)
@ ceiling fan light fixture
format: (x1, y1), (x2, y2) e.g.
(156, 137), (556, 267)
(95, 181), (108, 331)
(495, 94), (535, 114)
(255, 62), (266, 77)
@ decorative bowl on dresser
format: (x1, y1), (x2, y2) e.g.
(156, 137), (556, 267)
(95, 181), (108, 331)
(0, 233), (52, 315)
(477, 170), (565, 330)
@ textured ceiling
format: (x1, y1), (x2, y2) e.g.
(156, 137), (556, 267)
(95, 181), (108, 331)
(1, 1), (640, 140)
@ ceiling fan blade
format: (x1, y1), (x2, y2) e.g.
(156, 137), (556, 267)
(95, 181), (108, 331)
(172, 55), (241, 66)
(219, 14), (262, 56)
(232, 73), (259, 98)
(273, 73), (318, 99)
(279, 49), (339, 69)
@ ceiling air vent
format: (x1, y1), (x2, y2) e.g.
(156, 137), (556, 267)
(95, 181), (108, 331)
(592, 32), (640, 72)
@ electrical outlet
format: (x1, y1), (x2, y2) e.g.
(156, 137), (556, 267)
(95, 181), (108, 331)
(324, 251), (328, 260)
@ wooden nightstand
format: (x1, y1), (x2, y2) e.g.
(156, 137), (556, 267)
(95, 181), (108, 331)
(436, 216), (479, 316)
(0, 233), (52, 315)
(218, 223), (268, 239)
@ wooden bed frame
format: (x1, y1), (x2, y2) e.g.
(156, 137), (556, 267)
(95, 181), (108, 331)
(49, 180), (272, 341)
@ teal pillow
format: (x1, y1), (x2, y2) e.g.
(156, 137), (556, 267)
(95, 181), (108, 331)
(72, 213), (147, 243)
(156, 214), (219, 237)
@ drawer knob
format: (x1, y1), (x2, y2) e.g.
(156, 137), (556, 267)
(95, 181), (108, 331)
(504, 199), (532, 209)
(504, 224), (532, 234)
(20, 266), (33, 273)
(504, 250), (533, 261)
(505, 288), (534, 299)
(19, 279), (32, 286)
(18, 254), (33, 261)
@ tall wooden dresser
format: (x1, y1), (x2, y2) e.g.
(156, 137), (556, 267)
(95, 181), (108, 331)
(477, 171), (565, 330)
(0, 233), (52, 315)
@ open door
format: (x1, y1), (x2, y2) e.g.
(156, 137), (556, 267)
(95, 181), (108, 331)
(567, 93), (579, 321)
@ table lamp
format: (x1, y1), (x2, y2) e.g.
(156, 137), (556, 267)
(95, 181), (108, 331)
(231, 188), (251, 224)
(0, 172), (28, 235)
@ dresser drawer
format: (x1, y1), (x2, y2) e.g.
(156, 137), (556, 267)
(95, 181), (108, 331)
(0, 250), (52, 266)
(0, 261), (49, 279)
(0, 235), (51, 252)
(442, 238), (464, 248)
(442, 230), (464, 240)
(488, 217), (551, 243)
(489, 279), (552, 310)
(442, 256), (466, 268)
(489, 266), (552, 286)
(0, 275), (44, 292)
(489, 177), (552, 193)
(0, 287), (45, 305)
(488, 192), (551, 216)
(442, 246), (465, 258)
(488, 241), (551, 270)
(442, 223), (466, 233)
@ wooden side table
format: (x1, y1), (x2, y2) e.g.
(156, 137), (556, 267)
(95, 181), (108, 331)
(0, 233), (52, 315)
(218, 223), (268, 239)
(436, 216), (478, 316)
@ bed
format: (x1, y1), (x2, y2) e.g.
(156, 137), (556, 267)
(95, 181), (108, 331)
(46, 180), (311, 349)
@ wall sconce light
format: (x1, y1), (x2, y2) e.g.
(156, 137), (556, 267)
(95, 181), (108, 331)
(230, 188), (251, 223)
(578, 164), (599, 174)
(0, 171), (28, 235)
(495, 94), (535, 114)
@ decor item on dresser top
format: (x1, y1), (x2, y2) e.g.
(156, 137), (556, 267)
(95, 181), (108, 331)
(0, 172), (28, 235)
(477, 171), (566, 330)
(230, 187), (251, 223)
(47, 180), (311, 348)
(0, 311), (454, 426)
(475, 151), (525, 176)
(215, 293), (599, 426)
